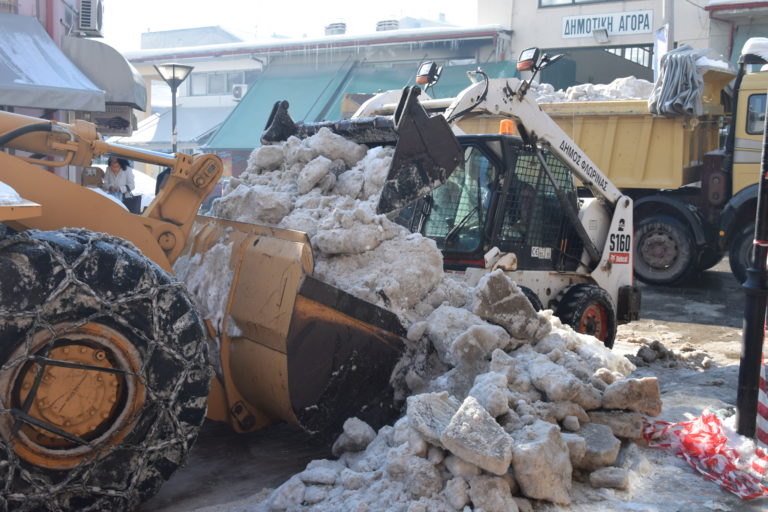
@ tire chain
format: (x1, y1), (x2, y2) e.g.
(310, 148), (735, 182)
(0, 228), (211, 512)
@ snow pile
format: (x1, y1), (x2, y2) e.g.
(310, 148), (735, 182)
(530, 76), (654, 104)
(624, 338), (715, 370)
(0, 181), (22, 205)
(179, 128), (666, 510)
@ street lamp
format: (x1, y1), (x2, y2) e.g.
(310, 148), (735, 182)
(154, 63), (194, 153)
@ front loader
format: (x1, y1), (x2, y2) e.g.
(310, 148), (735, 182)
(0, 97), (459, 511)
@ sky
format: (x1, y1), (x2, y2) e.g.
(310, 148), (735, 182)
(101, 0), (479, 53)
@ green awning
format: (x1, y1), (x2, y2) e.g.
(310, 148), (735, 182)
(205, 60), (355, 150)
(206, 60), (519, 151)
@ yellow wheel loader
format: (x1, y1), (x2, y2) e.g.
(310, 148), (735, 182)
(0, 102), (458, 511)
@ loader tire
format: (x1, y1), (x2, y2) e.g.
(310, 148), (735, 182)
(554, 284), (616, 349)
(0, 229), (211, 512)
(634, 215), (696, 285)
(729, 223), (754, 284)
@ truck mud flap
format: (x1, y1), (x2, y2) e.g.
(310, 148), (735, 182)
(617, 285), (641, 323)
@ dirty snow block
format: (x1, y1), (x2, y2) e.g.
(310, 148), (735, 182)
(297, 155), (332, 194)
(468, 475), (519, 512)
(576, 423), (621, 471)
(472, 269), (550, 341)
(588, 410), (644, 439)
(561, 432), (587, 467)
(589, 467), (629, 489)
(511, 419), (572, 505)
(332, 417), (377, 456)
(248, 144), (284, 171)
(469, 371), (511, 418)
(267, 475), (305, 510)
(451, 324), (512, 365)
(407, 392), (462, 446)
(602, 377), (662, 416)
(440, 396), (514, 475)
(385, 444), (442, 498)
(444, 477), (470, 510)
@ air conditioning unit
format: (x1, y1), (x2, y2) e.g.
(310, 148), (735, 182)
(232, 84), (248, 101)
(78, 0), (104, 37)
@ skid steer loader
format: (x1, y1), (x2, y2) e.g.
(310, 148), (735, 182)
(0, 96), (459, 511)
(262, 48), (641, 348)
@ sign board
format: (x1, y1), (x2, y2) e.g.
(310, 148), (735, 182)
(562, 10), (653, 39)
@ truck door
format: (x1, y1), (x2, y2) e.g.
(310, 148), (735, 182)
(733, 72), (766, 193)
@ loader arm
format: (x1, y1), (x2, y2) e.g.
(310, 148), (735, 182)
(442, 78), (624, 206)
(0, 111), (221, 271)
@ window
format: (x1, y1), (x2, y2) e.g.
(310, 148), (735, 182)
(422, 145), (494, 253)
(604, 46), (652, 68)
(747, 94), (766, 135)
(186, 70), (252, 96)
(540, 0), (623, 6)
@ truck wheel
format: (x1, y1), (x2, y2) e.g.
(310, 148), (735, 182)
(554, 284), (617, 348)
(0, 229), (211, 512)
(634, 215), (696, 285)
(696, 249), (724, 273)
(729, 223), (755, 284)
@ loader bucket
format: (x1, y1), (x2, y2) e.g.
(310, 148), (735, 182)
(376, 86), (463, 214)
(188, 217), (406, 436)
(261, 87), (463, 214)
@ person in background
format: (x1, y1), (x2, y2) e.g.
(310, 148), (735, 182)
(103, 156), (135, 200)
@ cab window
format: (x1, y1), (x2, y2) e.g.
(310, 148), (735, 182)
(422, 145), (494, 253)
(747, 94), (766, 135)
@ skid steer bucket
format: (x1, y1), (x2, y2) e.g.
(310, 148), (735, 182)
(262, 86), (462, 214)
(188, 217), (406, 436)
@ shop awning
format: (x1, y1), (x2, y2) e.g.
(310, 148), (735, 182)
(62, 36), (147, 111)
(0, 14), (105, 111)
(205, 60), (519, 151)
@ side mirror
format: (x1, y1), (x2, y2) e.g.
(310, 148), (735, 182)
(416, 61), (442, 88)
(517, 48), (540, 71)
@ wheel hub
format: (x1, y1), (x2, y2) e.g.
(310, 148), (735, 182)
(0, 323), (144, 469)
(17, 344), (122, 449)
(640, 231), (677, 268)
(580, 303), (607, 341)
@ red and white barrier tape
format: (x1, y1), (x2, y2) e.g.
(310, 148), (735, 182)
(643, 410), (768, 500)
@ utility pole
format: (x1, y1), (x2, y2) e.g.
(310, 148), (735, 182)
(663, 0), (674, 50)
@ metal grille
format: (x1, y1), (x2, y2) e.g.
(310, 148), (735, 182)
(498, 147), (582, 269)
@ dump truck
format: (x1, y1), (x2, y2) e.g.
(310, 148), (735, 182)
(356, 41), (767, 285)
(265, 49), (641, 348)
(0, 98), (455, 510)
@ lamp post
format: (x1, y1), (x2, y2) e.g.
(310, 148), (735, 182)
(154, 63), (194, 153)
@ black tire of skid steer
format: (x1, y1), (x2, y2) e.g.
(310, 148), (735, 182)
(518, 285), (543, 311)
(0, 229), (211, 512)
(553, 284), (617, 349)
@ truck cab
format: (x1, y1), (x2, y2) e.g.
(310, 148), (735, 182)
(732, 66), (767, 194)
